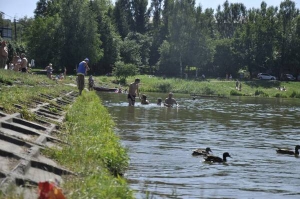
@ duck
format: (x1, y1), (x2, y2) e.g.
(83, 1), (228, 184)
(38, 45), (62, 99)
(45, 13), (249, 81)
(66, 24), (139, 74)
(192, 147), (212, 156)
(204, 152), (231, 163)
(276, 145), (300, 155)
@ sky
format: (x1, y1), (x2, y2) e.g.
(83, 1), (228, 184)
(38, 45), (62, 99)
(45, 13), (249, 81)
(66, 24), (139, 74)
(1, 0), (300, 20)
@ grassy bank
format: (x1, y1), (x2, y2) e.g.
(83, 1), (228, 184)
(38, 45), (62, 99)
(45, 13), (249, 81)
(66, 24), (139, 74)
(0, 70), (74, 114)
(95, 75), (300, 98)
(46, 92), (133, 198)
(0, 70), (133, 198)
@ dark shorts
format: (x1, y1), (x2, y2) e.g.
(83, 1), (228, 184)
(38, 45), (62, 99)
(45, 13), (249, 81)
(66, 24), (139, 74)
(21, 68), (27, 73)
(128, 94), (136, 101)
(77, 74), (85, 91)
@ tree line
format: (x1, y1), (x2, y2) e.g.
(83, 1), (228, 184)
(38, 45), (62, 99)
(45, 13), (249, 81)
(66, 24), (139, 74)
(1, 0), (300, 80)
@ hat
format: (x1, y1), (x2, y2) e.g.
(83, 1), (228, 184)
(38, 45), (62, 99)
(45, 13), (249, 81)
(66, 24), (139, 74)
(84, 58), (89, 62)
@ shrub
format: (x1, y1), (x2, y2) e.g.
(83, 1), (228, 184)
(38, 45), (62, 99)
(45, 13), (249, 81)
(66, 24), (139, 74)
(201, 87), (215, 95)
(156, 82), (172, 92)
(274, 93), (287, 98)
(290, 91), (300, 98)
(230, 90), (243, 96)
(254, 90), (269, 97)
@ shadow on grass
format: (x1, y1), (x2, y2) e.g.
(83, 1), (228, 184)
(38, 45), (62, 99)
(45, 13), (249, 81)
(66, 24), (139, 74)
(244, 80), (281, 88)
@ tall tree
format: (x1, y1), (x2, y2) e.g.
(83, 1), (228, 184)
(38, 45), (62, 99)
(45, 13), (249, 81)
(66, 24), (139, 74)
(277, 0), (298, 77)
(59, 0), (102, 72)
(113, 0), (133, 38)
(132, 0), (149, 33)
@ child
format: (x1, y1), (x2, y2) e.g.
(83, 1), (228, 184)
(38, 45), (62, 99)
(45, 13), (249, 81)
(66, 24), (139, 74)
(157, 98), (162, 106)
(88, 75), (95, 91)
(141, 94), (150, 105)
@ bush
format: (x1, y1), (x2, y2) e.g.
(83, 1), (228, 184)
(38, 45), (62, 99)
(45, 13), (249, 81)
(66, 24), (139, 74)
(156, 82), (172, 92)
(230, 90), (243, 96)
(254, 90), (269, 97)
(274, 93), (287, 98)
(201, 86), (215, 95)
(112, 61), (139, 83)
(290, 91), (300, 98)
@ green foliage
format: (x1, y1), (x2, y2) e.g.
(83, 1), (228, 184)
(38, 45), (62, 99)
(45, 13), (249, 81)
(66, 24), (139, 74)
(155, 82), (172, 92)
(16, 0), (300, 78)
(112, 61), (139, 83)
(230, 90), (242, 96)
(290, 91), (300, 98)
(274, 93), (287, 98)
(254, 90), (269, 97)
(201, 86), (216, 95)
(56, 92), (133, 198)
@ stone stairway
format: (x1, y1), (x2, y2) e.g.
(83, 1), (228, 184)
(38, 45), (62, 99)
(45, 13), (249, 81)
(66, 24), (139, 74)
(0, 91), (78, 198)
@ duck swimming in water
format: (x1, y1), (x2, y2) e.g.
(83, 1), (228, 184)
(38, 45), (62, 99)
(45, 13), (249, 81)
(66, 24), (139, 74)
(204, 152), (231, 163)
(276, 145), (300, 155)
(192, 147), (212, 156)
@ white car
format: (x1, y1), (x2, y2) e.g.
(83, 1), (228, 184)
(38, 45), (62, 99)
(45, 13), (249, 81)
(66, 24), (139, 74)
(257, 73), (276, 80)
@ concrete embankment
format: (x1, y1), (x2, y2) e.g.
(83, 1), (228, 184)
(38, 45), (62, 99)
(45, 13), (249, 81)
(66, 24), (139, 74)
(0, 90), (77, 198)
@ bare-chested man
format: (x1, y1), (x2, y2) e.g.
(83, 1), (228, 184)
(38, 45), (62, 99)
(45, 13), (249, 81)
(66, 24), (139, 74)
(128, 78), (140, 106)
(164, 92), (178, 107)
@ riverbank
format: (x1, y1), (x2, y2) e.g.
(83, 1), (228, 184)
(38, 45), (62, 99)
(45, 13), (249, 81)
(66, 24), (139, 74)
(0, 70), (133, 199)
(95, 75), (300, 98)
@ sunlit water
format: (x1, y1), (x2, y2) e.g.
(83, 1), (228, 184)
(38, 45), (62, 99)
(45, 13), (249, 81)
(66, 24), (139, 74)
(98, 92), (300, 199)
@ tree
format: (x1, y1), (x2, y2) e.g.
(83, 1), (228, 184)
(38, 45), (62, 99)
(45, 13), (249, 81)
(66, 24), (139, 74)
(132, 0), (149, 33)
(112, 61), (139, 84)
(59, 0), (102, 72)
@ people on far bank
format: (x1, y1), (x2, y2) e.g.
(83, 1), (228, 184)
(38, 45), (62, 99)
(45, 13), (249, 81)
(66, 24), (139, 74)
(164, 92), (178, 107)
(77, 58), (90, 95)
(20, 53), (28, 73)
(235, 79), (242, 91)
(13, 52), (21, 72)
(128, 78), (140, 106)
(45, 63), (53, 79)
(0, 41), (8, 69)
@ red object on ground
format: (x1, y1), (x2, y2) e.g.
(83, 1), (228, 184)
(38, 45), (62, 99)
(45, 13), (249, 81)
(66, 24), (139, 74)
(38, 181), (66, 199)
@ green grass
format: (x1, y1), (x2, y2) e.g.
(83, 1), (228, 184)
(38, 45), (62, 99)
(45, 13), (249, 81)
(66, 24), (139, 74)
(45, 91), (133, 198)
(0, 70), (133, 199)
(94, 75), (300, 98)
(0, 70), (74, 114)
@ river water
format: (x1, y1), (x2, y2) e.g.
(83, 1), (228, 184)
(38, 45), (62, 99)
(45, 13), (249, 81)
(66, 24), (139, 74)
(99, 92), (300, 199)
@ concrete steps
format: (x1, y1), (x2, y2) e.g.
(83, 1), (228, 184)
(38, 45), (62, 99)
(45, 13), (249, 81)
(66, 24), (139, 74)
(0, 91), (78, 198)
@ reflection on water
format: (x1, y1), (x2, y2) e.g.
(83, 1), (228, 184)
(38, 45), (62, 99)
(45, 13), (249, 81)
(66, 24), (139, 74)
(100, 92), (300, 199)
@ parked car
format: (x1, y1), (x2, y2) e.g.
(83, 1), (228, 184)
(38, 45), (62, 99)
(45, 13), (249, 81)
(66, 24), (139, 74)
(257, 73), (276, 80)
(282, 74), (296, 81)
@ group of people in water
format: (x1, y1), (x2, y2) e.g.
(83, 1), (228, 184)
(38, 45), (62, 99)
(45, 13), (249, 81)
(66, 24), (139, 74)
(127, 78), (178, 107)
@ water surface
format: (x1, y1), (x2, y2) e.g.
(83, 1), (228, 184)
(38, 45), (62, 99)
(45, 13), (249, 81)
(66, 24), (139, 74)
(99, 92), (300, 199)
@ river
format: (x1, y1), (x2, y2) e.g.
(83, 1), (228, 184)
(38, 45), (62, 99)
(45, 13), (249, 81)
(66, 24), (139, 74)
(99, 92), (300, 199)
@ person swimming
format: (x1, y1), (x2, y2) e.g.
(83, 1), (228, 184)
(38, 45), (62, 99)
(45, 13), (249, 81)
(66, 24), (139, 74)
(157, 98), (162, 106)
(141, 94), (150, 105)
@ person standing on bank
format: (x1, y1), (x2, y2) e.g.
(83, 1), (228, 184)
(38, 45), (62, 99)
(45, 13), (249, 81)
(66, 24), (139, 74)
(0, 41), (8, 69)
(128, 78), (140, 106)
(77, 58), (90, 95)
(20, 53), (28, 73)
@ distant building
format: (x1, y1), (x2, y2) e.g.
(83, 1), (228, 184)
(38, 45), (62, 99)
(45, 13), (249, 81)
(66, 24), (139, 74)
(0, 27), (12, 40)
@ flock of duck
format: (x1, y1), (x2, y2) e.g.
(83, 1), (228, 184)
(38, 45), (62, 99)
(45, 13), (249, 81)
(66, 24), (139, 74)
(192, 145), (300, 163)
